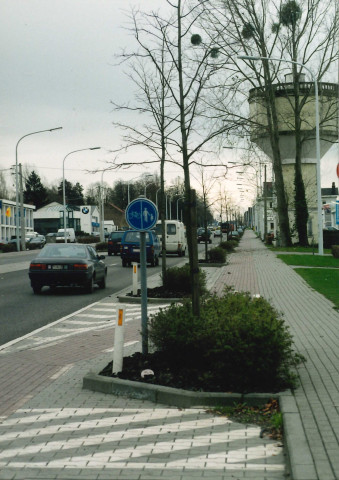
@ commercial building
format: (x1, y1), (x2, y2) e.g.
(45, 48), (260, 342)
(0, 199), (35, 242)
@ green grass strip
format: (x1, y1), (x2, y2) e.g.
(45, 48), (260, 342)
(268, 245), (331, 254)
(294, 268), (339, 309)
(277, 254), (339, 268)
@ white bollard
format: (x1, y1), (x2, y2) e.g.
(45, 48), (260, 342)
(112, 306), (125, 374)
(132, 262), (138, 296)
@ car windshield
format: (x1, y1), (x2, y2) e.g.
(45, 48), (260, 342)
(37, 244), (87, 259)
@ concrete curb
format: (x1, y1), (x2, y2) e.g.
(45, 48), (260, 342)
(280, 391), (318, 480)
(117, 294), (183, 304)
(83, 372), (279, 409)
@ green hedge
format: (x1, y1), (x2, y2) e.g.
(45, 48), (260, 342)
(162, 264), (206, 296)
(95, 242), (108, 251)
(208, 247), (226, 263)
(219, 241), (235, 253)
(149, 290), (303, 392)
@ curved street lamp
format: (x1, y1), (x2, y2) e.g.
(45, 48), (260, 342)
(238, 54), (323, 255)
(15, 127), (63, 251)
(62, 147), (100, 242)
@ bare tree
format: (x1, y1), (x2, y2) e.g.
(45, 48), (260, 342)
(110, 0), (241, 315)
(0, 169), (11, 199)
(201, 0), (338, 246)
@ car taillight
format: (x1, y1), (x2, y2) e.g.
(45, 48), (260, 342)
(151, 246), (154, 253)
(108, 241), (113, 245)
(30, 263), (47, 270)
(73, 264), (89, 270)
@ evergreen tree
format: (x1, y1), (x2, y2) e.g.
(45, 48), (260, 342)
(24, 171), (49, 209)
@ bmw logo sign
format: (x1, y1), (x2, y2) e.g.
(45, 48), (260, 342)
(82, 207), (89, 214)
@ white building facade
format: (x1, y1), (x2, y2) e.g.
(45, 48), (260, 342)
(0, 199), (35, 242)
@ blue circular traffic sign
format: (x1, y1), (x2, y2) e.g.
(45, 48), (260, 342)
(125, 197), (158, 231)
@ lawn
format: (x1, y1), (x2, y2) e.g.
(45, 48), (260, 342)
(268, 245), (331, 254)
(277, 254), (339, 268)
(293, 268), (339, 309)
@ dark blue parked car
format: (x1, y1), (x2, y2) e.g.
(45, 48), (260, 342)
(120, 230), (161, 267)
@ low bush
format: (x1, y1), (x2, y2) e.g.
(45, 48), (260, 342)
(219, 241), (235, 253)
(77, 235), (100, 244)
(331, 245), (339, 258)
(1, 244), (16, 253)
(149, 289), (303, 393)
(208, 247), (226, 263)
(95, 242), (108, 251)
(227, 239), (239, 248)
(162, 263), (206, 296)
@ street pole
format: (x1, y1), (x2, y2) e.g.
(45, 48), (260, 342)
(62, 147), (100, 243)
(264, 164), (268, 241)
(100, 170), (106, 243)
(15, 126), (62, 251)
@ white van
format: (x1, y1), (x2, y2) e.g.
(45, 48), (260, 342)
(56, 228), (76, 243)
(155, 220), (187, 257)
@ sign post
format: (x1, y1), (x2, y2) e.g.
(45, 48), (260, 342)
(125, 196), (158, 355)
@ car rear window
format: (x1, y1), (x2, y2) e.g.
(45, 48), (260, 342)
(167, 224), (177, 235)
(110, 232), (123, 241)
(124, 231), (151, 242)
(38, 245), (87, 258)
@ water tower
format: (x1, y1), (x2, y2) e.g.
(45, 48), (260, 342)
(248, 74), (338, 240)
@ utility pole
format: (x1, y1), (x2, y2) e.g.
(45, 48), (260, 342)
(19, 164), (26, 251)
(264, 164), (268, 241)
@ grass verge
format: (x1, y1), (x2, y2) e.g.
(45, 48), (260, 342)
(268, 245), (331, 254)
(208, 399), (283, 440)
(277, 254), (339, 268)
(294, 268), (339, 310)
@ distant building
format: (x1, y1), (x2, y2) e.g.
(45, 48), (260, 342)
(0, 199), (35, 241)
(33, 202), (100, 235)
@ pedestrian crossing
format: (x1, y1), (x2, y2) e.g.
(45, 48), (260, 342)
(0, 301), (171, 354)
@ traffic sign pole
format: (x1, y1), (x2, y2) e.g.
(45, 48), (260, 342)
(125, 196), (158, 355)
(140, 232), (148, 355)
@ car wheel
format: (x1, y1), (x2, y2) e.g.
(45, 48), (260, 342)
(155, 255), (159, 266)
(150, 257), (155, 267)
(209, 239), (212, 244)
(32, 283), (42, 294)
(85, 276), (95, 294)
(98, 274), (106, 289)
(122, 259), (127, 267)
(108, 252), (112, 256)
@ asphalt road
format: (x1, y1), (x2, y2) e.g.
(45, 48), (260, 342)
(0, 243), (214, 346)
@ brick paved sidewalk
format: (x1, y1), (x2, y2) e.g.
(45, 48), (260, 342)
(213, 230), (339, 480)
(0, 264), (286, 480)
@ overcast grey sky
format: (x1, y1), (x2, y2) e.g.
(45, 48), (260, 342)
(0, 0), (179, 193)
(1, 0), (338, 206)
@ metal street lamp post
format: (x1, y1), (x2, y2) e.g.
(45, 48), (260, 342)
(15, 127), (63, 251)
(100, 170), (107, 243)
(144, 174), (153, 197)
(238, 54), (323, 255)
(62, 147), (100, 243)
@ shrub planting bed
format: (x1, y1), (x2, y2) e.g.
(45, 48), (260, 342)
(101, 290), (303, 393)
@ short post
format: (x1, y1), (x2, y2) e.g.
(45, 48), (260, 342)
(112, 306), (125, 374)
(132, 262), (138, 296)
